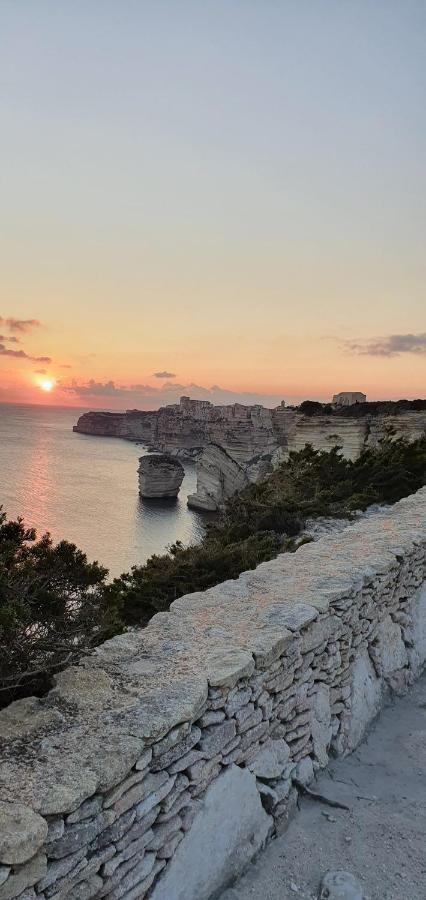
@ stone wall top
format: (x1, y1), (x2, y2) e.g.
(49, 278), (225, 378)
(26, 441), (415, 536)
(1, 488), (425, 819)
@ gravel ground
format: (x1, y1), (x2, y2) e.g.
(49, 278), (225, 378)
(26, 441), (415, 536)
(220, 674), (426, 900)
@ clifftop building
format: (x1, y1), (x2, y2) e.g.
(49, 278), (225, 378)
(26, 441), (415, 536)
(332, 391), (366, 407)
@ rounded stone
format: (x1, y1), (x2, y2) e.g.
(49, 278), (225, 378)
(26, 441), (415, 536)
(0, 802), (48, 865)
(318, 870), (363, 899)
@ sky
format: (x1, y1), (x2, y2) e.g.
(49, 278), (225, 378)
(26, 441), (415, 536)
(1, 0), (425, 409)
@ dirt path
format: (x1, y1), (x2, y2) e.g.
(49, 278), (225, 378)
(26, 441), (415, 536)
(221, 675), (426, 900)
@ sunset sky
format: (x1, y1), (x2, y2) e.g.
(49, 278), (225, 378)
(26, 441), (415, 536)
(1, 1), (425, 409)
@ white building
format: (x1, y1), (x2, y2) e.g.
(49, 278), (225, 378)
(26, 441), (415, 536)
(332, 391), (366, 407)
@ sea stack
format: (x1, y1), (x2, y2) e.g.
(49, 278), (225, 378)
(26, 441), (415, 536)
(138, 454), (185, 498)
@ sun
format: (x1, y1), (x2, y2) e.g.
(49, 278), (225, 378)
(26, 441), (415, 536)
(39, 377), (56, 392)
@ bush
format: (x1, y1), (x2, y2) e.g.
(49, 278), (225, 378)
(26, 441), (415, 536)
(0, 515), (111, 707)
(299, 400), (324, 416)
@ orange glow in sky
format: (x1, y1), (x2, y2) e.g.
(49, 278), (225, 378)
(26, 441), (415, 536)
(0, 4), (425, 410)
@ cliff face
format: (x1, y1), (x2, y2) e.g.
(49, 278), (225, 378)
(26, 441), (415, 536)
(74, 400), (281, 462)
(187, 445), (250, 511)
(74, 401), (426, 465)
(138, 455), (185, 499)
(283, 411), (426, 461)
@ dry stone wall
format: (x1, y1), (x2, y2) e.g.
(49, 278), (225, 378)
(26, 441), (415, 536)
(1, 489), (426, 900)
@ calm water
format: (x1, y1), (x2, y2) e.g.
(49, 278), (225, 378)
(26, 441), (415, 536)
(0, 403), (209, 577)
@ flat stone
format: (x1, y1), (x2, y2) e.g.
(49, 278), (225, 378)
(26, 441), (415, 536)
(103, 831), (154, 876)
(311, 684), (332, 767)
(301, 616), (342, 654)
(46, 817), (65, 842)
(197, 720), (236, 757)
(135, 748), (153, 771)
(157, 791), (191, 822)
(67, 797), (103, 824)
(106, 852), (156, 900)
(0, 853), (46, 900)
(151, 728), (201, 772)
(370, 615), (408, 678)
(113, 773), (169, 816)
(251, 629), (293, 669)
(134, 776), (176, 819)
(160, 775), (189, 814)
(206, 649), (255, 688)
(225, 688), (252, 717)
(150, 765), (272, 900)
(152, 723), (191, 758)
(117, 859), (165, 900)
(342, 652), (383, 753)
(93, 809), (135, 850)
(261, 603), (319, 633)
(248, 739), (290, 779)
(116, 812), (158, 851)
(0, 697), (64, 741)
(37, 848), (87, 891)
(147, 815), (182, 851)
(186, 755), (221, 785)
(103, 771), (151, 810)
(47, 811), (115, 859)
(168, 750), (205, 775)
(197, 710), (226, 727)
(157, 830), (184, 858)
(49, 667), (114, 709)
(0, 802), (48, 865)
(64, 875), (104, 900)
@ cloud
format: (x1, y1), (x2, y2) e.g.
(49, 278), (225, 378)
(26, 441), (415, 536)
(0, 334), (19, 343)
(0, 343), (51, 363)
(153, 370), (176, 379)
(62, 379), (287, 409)
(0, 317), (41, 332)
(60, 364), (72, 369)
(34, 368), (47, 375)
(343, 333), (426, 358)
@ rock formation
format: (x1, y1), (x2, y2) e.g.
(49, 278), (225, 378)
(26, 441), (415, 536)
(74, 397), (282, 462)
(74, 398), (426, 466)
(138, 455), (184, 499)
(187, 444), (249, 511)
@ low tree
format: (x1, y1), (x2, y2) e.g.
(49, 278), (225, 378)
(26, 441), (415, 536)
(299, 400), (324, 416)
(0, 513), (111, 706)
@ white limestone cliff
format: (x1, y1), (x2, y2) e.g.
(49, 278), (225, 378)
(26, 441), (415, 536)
(138, 455), (185, 499)
(187, 445), (249, 512)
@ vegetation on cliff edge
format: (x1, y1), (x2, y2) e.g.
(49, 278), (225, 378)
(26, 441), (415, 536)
(1, 435), (425, 708)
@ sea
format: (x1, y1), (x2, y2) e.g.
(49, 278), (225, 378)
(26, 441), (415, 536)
(0, 403), (210, 578)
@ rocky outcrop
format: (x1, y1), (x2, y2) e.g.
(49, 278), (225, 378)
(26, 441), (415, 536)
(74, 400), (280, 463)
(187, 445), (249, 511)
(0, 490), (425, 900)
(283, 410), (426, 462)
(74, 400), (426, 466)
(138, 455), (184, 499)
